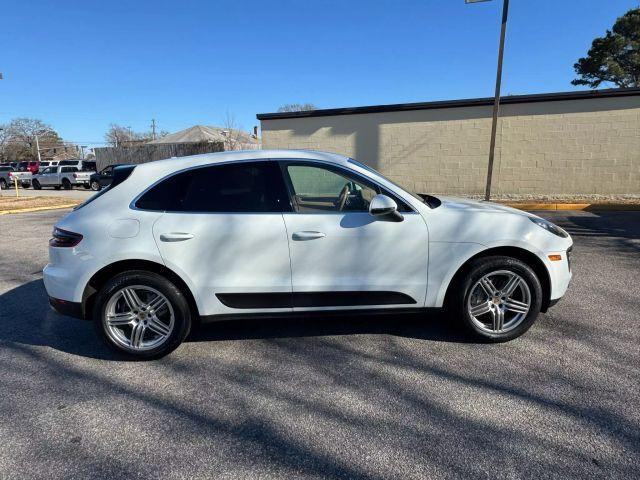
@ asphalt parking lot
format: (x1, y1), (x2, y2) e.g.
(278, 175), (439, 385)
(1, 209), (638, 479)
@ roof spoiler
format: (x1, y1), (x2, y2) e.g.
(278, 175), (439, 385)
(111, 164), (136, 188)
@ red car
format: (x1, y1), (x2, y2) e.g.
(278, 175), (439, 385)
(17, 161), (40, 174)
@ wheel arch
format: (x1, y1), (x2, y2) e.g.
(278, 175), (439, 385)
(442, 246), (552, 312)
(82, 259), (200, 321)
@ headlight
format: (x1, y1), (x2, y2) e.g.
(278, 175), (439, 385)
(529, 217), (569, 238)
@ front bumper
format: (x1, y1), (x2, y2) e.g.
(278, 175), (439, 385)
(545, 246), (573, 303)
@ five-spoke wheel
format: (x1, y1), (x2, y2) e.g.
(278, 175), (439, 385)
(454, 256), (542, 342)
(467, 270), (531, 334)
(94, 270), (191, 358)
(104, 286), (175, 351)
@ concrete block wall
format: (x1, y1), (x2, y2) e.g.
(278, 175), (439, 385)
(260, 94), (640, 198)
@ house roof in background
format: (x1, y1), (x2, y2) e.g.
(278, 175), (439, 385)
(148, 125), (259, 145)
(256, 87), (640, 120)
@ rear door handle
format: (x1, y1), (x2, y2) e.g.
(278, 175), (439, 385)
(159, 232), (195, 242)
(292, 231), (326, 241)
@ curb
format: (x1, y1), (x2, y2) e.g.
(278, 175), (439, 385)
(0, 204), (79, 215)
(502, 203), (640, 211)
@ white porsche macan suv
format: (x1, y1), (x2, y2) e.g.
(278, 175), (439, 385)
(44, 150), (573, 358)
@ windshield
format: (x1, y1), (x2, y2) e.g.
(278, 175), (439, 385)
(347, 158), (427, 204)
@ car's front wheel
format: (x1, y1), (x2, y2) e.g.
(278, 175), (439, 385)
(453, 256), (542, 342)
(93, 270), (192, 359)
(90, 180), (101, 191)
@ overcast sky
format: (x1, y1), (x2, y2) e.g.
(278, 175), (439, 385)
(1, 0), (637, 149)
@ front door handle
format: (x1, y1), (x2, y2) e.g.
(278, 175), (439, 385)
(159, 232), (195, 242)
(292, 231), (326, 241)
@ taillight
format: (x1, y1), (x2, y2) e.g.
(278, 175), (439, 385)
(49, 227), (83, 247)
(8, 172), (12, 177)
(73, 173), (78, 179)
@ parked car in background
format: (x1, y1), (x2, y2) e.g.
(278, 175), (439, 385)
(32, 165), (92, 190)
(58, 160), (96, 172)
(0, 162), (19, 170)
(0, 166), (32, 189)
(89, 165), (116, 191)
(18, 161), (40, 174)
(44, 150), (573, 359)
(38, 161), (60, 170)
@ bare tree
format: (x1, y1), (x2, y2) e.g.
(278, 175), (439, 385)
(0, 118), (61, 161)
(104, 124), (151, 147)
(277, 103), (317, 113)
(221, 112), (246, 151)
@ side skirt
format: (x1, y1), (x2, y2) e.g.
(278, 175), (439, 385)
(200, 307), (442, 324)
(216, 291), (417, 309)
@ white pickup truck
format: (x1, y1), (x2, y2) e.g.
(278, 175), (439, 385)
(32, 165), (93, 190)
(0, 166), (32, 189)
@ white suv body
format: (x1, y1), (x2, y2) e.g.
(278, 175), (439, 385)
(44, 150), (572, 358)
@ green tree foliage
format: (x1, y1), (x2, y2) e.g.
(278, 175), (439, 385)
(572, 8), (640, 88)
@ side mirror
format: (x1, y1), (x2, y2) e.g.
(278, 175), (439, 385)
(369, 194), (403, 221)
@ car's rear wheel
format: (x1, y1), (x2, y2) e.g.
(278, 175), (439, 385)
(32, 179), (41, 190)
(93, 270), (192, 359)
(90, 180), (101, 191)
(0, 179), (7, 190)
(453, 256), (542, 342)
(62, 178), (72, 190)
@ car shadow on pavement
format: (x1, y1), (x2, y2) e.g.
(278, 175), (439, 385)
(188, 310), (469, 345)
(0, 280), (470, 360)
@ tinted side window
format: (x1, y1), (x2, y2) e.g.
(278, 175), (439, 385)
(136, 161), (291, 213)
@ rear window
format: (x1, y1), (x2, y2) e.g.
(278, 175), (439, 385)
(135, 161), (290, 213)
(74, 165), (136, 211)
(61, 167), (78, 173)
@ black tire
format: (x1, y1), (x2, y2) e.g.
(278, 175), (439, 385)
(62, 178), (72, 190)
(83, 183), (91, 189)
(0, 179), (7, 190)
(32, 179), (42, 190)
(92, 270), (192, 359)
(90, 180), (101, 191)
(451, 256), (542, 342)
(21, 182), (30, 188)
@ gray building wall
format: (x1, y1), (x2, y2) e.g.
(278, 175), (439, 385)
(259, 91), (640, 198)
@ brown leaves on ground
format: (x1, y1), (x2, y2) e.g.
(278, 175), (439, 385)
(0, 196), (79, 212)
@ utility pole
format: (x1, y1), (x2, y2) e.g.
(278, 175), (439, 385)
(466, 0), (510, 201)
(151, 118), (157, 140)
(35, 135), (42, 162)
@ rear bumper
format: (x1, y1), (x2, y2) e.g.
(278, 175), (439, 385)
(49, 296), (84, 319)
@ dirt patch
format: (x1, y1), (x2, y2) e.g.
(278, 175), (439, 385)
(0, 196), (80, 212)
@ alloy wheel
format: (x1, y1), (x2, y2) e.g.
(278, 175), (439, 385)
(103, 285), (175, 351)
(467, 270), (531, 334)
